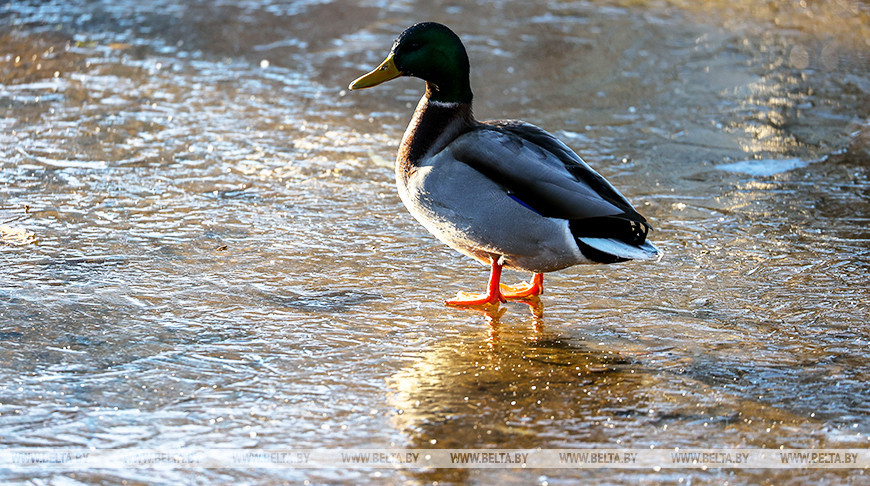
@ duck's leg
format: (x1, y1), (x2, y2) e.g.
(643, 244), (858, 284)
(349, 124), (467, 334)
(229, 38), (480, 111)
(445, 256), (506, 307)
(500, 272), (544, 299)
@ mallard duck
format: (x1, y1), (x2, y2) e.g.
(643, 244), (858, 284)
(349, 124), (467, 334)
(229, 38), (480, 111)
(349, 22), (659, 307)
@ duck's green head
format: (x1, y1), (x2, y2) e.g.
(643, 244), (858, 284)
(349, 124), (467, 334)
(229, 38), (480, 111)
(348, 22), (472, 104)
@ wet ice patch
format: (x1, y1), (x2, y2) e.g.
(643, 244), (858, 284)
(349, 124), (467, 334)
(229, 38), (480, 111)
(0, 225), (37, 245)
(717, 158), (811, 176)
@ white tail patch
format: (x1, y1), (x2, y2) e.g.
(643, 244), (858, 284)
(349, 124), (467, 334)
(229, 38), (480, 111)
(577, 237), (660, 261)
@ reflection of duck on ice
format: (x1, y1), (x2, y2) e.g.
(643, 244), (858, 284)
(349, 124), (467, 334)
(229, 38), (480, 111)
(350, 22), (660, 308)
(386, 329), (633, 453)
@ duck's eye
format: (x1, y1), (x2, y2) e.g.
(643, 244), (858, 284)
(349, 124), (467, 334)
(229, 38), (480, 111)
(405, 41), (423, 52)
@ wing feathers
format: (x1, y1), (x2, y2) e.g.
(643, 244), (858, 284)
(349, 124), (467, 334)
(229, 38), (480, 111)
(449, 123), (648, 225)
(447, 121), (658, 262)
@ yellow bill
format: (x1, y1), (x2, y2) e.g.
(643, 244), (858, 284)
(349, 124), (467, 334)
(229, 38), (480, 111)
(348, 53), (402, 90)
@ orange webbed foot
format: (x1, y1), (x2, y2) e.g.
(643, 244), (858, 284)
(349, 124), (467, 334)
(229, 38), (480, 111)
(499, 273), (544, 299)
(445, 290), (505, 307)
(444, 256), (508, 308)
